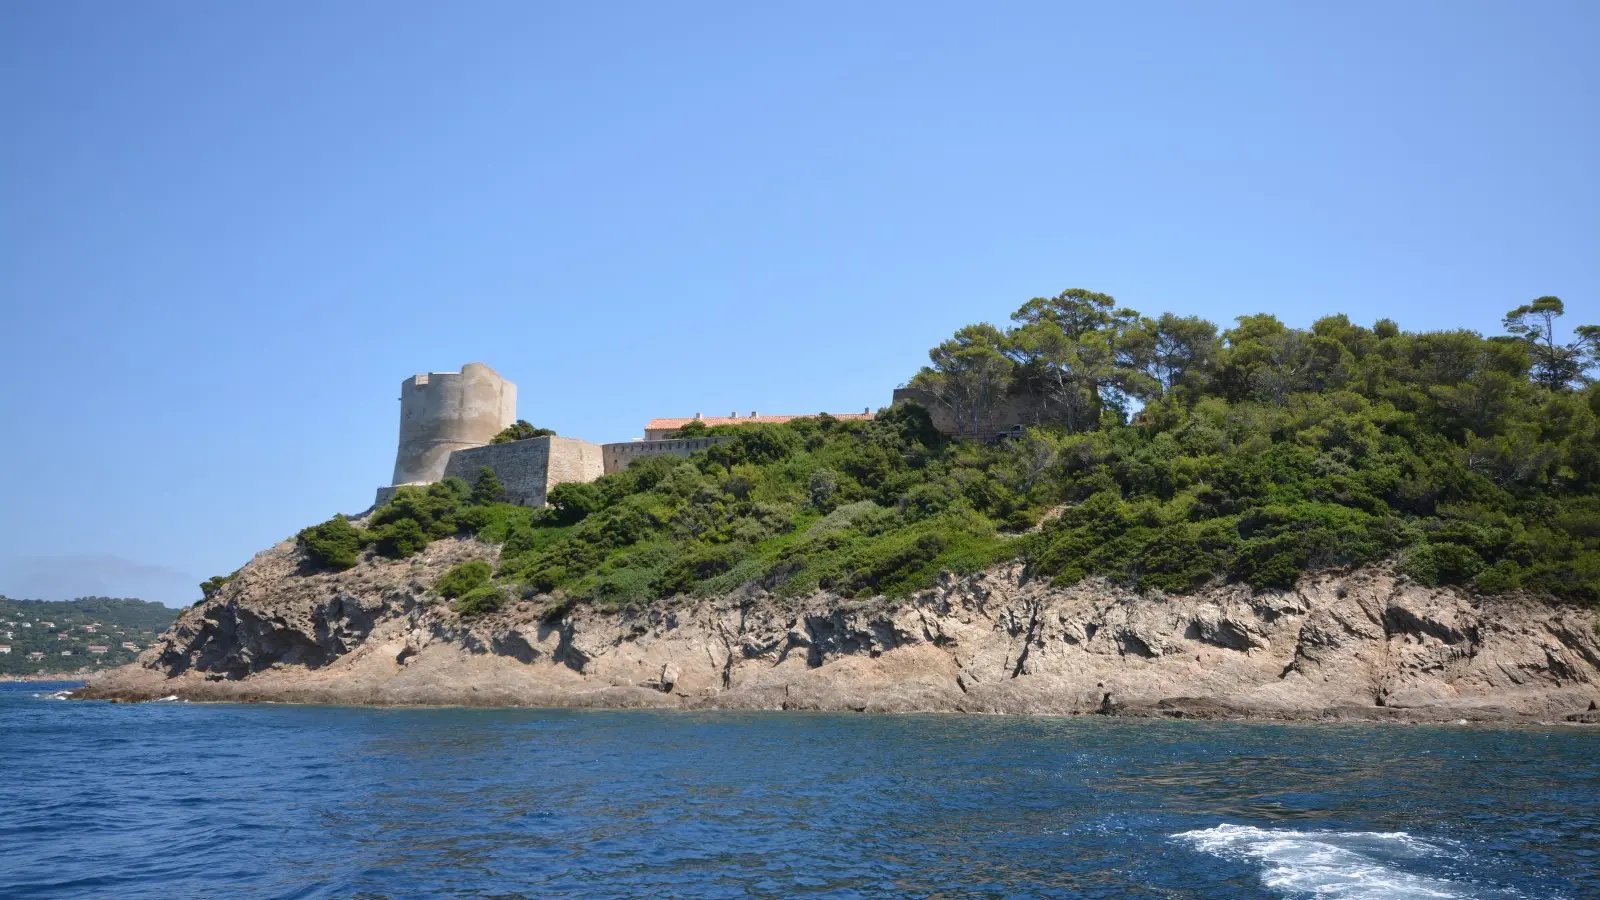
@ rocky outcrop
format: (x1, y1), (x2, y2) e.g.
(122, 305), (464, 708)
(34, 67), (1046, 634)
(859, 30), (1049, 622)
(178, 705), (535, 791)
(75, 538), (1600, 723)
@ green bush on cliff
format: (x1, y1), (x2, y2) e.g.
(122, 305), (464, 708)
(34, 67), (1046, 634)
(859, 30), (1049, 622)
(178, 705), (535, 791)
(294, 475), (538, 571)
(200, 570), (238, 599)
(296, 515), (365, 570)
(454, 584), (506, 616)
(434, 560), (492, 599)
(373, 518), (429, 559)
(1398, 542), (1487, 587)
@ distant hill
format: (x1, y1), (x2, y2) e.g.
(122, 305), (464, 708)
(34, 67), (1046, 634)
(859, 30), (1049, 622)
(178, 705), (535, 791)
(0, 597), (178, 675)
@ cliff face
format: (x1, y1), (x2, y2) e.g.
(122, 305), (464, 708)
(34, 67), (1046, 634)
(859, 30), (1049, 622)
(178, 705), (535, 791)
(75, 537), (1600, 723)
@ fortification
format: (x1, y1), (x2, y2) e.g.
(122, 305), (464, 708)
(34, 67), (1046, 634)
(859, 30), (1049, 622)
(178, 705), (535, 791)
(444, 437), (605, 507)
(377, 362), (516, 505)
(602, 436), (726, 475)
(642, 410), (874, 441)
(372, 361), (880, 508)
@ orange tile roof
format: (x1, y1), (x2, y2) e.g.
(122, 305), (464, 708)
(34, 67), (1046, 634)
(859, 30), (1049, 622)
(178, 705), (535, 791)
(645, 412), (875, 431)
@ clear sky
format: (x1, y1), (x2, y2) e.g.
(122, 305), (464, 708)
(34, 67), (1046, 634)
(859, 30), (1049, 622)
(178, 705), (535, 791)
(1, 1), (1595, 606)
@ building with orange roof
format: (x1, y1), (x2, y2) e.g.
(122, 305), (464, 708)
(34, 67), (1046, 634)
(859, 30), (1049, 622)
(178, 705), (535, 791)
(642, 409), (874, 441)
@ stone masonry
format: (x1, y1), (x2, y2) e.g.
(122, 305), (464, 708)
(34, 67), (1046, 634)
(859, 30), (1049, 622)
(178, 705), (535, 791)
(601, 437), (727, 475)
(443, 437), (604, 507)
(375, 362), (881, 509)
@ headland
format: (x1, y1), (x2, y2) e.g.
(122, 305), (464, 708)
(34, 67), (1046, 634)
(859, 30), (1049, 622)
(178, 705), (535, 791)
(76, 290), (1600, 722)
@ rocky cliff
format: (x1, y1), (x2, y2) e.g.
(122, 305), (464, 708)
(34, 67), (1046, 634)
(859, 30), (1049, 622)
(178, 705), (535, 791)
(75, 537), (1600, 724)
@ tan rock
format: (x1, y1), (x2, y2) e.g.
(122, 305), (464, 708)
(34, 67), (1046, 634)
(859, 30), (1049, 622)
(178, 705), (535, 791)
(72, 544), (1600, 725)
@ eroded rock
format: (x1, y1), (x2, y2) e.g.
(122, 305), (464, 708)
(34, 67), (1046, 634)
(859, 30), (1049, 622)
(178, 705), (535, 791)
(74, 543), (1600, 724)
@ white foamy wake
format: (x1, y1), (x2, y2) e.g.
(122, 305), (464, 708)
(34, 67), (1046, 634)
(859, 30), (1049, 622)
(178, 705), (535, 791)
(1173, 824), (1477, 899)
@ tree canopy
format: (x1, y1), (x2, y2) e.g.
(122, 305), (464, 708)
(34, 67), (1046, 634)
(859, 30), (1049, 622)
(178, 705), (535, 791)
(490, 421), (556, 443)
(295, 290), (1599, 609)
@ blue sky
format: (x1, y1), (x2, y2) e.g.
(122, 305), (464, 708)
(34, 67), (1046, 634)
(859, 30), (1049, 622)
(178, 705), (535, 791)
(1, 1), (1595, 606)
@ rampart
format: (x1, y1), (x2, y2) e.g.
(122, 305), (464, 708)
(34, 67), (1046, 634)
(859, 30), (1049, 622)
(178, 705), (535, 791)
(443, 437), (605, 507)
(643, 411), (873, 441)
(601, 437), (728, 475)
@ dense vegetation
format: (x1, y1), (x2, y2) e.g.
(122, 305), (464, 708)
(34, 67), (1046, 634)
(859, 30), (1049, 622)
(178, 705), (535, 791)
(491, 420), (556, 443)
(297, 291), (1600, 610)
(0, 597), (176, 675)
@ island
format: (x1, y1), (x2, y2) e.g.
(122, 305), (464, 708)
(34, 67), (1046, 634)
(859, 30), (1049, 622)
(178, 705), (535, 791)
(76, 290), (1600, 723)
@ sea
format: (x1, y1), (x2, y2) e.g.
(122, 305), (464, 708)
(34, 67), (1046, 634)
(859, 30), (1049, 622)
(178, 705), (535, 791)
(1, 682), (1595, 899)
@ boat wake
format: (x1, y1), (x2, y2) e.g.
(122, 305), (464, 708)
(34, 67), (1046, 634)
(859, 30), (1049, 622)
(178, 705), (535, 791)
(1172, 824), (1512, 899)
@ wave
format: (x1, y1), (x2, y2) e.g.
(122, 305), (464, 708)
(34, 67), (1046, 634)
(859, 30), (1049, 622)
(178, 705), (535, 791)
(1172, 824), (1495, 900)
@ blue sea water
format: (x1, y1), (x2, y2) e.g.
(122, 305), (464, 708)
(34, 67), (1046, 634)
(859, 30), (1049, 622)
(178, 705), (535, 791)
(1, 682), (1595, 899)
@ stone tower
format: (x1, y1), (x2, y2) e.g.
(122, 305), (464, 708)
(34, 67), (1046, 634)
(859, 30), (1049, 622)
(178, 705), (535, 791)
(377, 362), (516, 504)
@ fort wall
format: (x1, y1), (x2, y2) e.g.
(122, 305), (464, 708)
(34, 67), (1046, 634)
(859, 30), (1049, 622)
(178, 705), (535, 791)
(601, 437), (728, 475)
(443, 436), (604, 508)
(545, 437), (606, 493)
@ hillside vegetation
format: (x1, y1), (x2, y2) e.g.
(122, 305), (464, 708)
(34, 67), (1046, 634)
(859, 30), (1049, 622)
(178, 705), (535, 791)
(0, 597), (176, 675)
(299, 292), (1600, 612)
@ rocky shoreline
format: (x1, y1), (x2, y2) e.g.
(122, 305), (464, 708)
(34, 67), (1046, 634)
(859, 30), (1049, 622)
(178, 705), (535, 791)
(3, 672), (95, 683)
(72, 537), (1600, 725)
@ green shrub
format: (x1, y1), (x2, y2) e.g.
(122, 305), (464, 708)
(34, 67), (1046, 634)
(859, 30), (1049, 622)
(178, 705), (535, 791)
(435, 560), (492, 599)
(297, 515), (366, 570)
(829, 530), (948, 597)
(454, 584), (506, 616)
(655, 544), (741, 597)
(200, 571), (238, 599)
(806, 500), (880, 536)
(1400, 543), (1487, 587)
(491, 420), (556, 443)
(807, 469), (840, 510)
(1132, 521), (1239, 593)
(1473, 560), (1522, 594)
(546, 481), (604, 525)
(374, 519), (429, 559)
(471, 467), (506, 505)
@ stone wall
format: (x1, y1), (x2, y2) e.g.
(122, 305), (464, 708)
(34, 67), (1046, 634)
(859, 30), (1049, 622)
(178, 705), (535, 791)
(601, 437), (728, 475)
(543, 436), (606, 492)
(376, 361), (517, 506)
(443, 436), (604, 507)
(373, 485), (405, 507)
(390, 362), (516, 486)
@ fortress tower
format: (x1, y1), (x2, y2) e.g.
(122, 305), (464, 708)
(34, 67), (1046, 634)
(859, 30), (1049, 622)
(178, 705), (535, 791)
(368, 360), (874, 511)
(377, 362), (516, 504)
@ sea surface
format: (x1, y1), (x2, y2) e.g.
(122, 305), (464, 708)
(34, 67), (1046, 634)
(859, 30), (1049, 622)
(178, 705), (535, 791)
(1, 682), (1596, 899)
